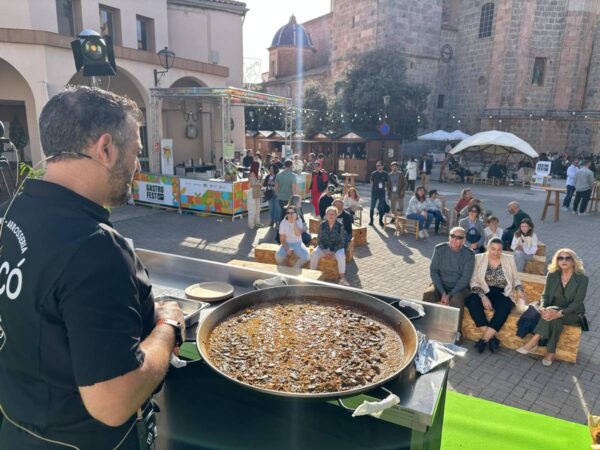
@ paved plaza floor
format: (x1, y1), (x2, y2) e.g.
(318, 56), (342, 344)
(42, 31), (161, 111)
(112, 177), (600, 425)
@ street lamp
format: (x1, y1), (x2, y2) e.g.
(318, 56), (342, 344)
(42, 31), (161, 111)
(154, 47), (176, 87)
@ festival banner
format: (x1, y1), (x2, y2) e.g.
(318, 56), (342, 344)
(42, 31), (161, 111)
(132, 173), (179, 208)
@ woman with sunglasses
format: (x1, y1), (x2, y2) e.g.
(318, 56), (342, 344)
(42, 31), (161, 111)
(510, 218), (538, 272)
(517, 249), (588, 366)
(458, 204), (485, 253)
(275, 207), (310, 268)
(466, 237), (527, 353)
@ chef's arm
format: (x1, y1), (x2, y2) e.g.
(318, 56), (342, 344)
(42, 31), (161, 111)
(79, 303), (183, 427)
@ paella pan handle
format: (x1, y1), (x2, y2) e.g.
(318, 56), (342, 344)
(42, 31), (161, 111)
(337, 386), (395, 413)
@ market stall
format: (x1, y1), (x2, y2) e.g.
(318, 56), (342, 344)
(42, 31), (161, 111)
(134, 87), (294, 219)
(137, 248), (459, 450)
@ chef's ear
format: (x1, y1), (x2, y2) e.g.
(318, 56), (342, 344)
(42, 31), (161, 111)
(95, 133), (117, 166)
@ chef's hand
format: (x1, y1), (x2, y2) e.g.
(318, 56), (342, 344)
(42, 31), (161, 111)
(155, 301), (185, 334)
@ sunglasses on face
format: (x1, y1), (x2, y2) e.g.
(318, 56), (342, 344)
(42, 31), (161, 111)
(557, 256), (573, 261)
(450, 234), (465, 240)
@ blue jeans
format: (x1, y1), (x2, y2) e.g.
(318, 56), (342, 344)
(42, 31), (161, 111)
(275, 241), (310, 268)
(562, 185), (575, 208)
(406, 212), (433, 231)
(429, 210), (445, 232)
(370, 191), (387, 222)
(268, 195), (280, 223)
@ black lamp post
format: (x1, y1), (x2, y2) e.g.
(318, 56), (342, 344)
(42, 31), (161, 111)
(154, 47), (176, 87)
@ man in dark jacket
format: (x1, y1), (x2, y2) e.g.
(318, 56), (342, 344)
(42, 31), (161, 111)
(501, 201), (531, 250)
(369, 161), (389, 227)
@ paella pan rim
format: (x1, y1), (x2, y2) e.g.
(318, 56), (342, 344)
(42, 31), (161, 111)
(195, 285), (418, 399)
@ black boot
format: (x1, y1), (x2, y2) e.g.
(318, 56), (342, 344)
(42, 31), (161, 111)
(475, 339), (487, 353)
(488, 336), (500, 352)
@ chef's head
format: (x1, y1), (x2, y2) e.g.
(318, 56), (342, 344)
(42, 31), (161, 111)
(39, 86), (143, 207)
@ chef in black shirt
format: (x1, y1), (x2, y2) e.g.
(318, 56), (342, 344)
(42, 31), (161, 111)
(369, 160), (389, 227)
(0, 86), (184, 449)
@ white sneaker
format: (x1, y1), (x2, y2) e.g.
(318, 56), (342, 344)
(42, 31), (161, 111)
(424, 230), (430, 238)
(580, 212), (590, 216)
(561, 207), (569, 211)
(339, 278), (350, 286)
(571, 210), (577, 215)
(418, 230), (425, 239)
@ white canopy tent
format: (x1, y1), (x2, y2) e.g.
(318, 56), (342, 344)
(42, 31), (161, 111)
(449, 130), (539, 158)
(418, 129), (471, 142)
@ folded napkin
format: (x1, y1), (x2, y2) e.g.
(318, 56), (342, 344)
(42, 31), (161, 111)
(351, 393), (400, 418)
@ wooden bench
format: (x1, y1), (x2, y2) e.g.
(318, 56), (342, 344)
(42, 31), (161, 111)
(228, 259), (325, 281)
(519, 272), (547, 300)
(461, 307), (581, 363)
(525, 255), (546, 276)
(254, 243), (350, 281)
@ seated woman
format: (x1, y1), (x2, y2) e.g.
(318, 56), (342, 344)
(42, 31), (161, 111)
(459, 198), (483, 220)
(406, 186), (433, 239)
(466, 238), (527, 353)
(332, 196), (353, 249)
(483, 216), (503, 249)
(318, 185), (335, 218)
(275, 206), (310, 268)
(517, 249), (588, 366)
(426, 189), (447, 234)
(454, 188), (473, 216)
(459, 204), (485, 253)
(510, 218), (538, 272)
(343, 187), (362, 216)
(310, 206), (350, 286)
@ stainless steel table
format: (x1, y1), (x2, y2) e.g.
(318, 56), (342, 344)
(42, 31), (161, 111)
(138, 249), (460, 450)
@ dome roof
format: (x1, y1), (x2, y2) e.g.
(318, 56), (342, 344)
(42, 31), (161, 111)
(270, 15), (314, 49)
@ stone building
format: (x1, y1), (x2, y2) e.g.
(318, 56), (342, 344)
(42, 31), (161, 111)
(0, 0), (247, 167)
(264, 0), (600, 155)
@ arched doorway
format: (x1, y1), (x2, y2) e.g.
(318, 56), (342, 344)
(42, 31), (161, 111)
(66, 68), (150, 169)
(162, 77), (213, 166)
(0, 58), (39, 166)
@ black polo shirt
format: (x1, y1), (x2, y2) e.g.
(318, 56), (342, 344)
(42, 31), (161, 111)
(0, 179), (154, 448)
(370, 170), (389, 194)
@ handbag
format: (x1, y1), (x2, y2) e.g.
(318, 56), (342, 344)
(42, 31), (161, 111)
(579, 314), (590, 332)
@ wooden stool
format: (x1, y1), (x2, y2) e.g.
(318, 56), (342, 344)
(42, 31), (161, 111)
(341, 173), (358, 195)
(387, 212), (420, 239)
(345, 239), (355, 262)
(308, 247), (340, 280)
(536, 242), (546, 257)
(519, 272), (546, 300)
(541, 187), (566, 222)
(588, 181), (600, 213)
(352, 225), (368, 246)
(309, 216), (322, 234)
(254, 243), (280, 264)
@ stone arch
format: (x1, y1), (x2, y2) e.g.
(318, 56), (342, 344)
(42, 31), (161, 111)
(66, 66), (148, 112)
(0, 58), (39, 163)
(169, 77), (207, 88)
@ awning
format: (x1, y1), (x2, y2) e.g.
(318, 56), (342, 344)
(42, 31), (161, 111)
(449, 130), (539, 158)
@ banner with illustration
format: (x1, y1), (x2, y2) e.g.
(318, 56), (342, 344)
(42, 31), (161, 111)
(132, 173), (179, 208)
(180, 179), (247, 214)
(160, 139), (174, 175)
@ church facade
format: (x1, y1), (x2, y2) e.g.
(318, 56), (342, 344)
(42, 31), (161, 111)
(264, 0), (600, 155)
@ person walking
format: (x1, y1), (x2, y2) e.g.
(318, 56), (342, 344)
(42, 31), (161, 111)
(310, 161), (328, 216)
(406, 158), (418, 192)
(263, 163), (280, 227)
(275, 159), (298, 221)
(561, 159), (579, 211)
(572, 159), (595, 216)
(419, 154), (433, 191)
(246, 161), (262, 229)
(369, 161), (389, 227)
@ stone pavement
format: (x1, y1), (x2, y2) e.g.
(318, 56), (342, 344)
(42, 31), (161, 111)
(112, 177), (600, 425)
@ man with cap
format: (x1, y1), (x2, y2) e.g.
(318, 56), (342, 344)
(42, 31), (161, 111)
(387, 161), (407, 215)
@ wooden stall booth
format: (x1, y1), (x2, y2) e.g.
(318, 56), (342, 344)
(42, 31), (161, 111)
(333, 131), (403, 183)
